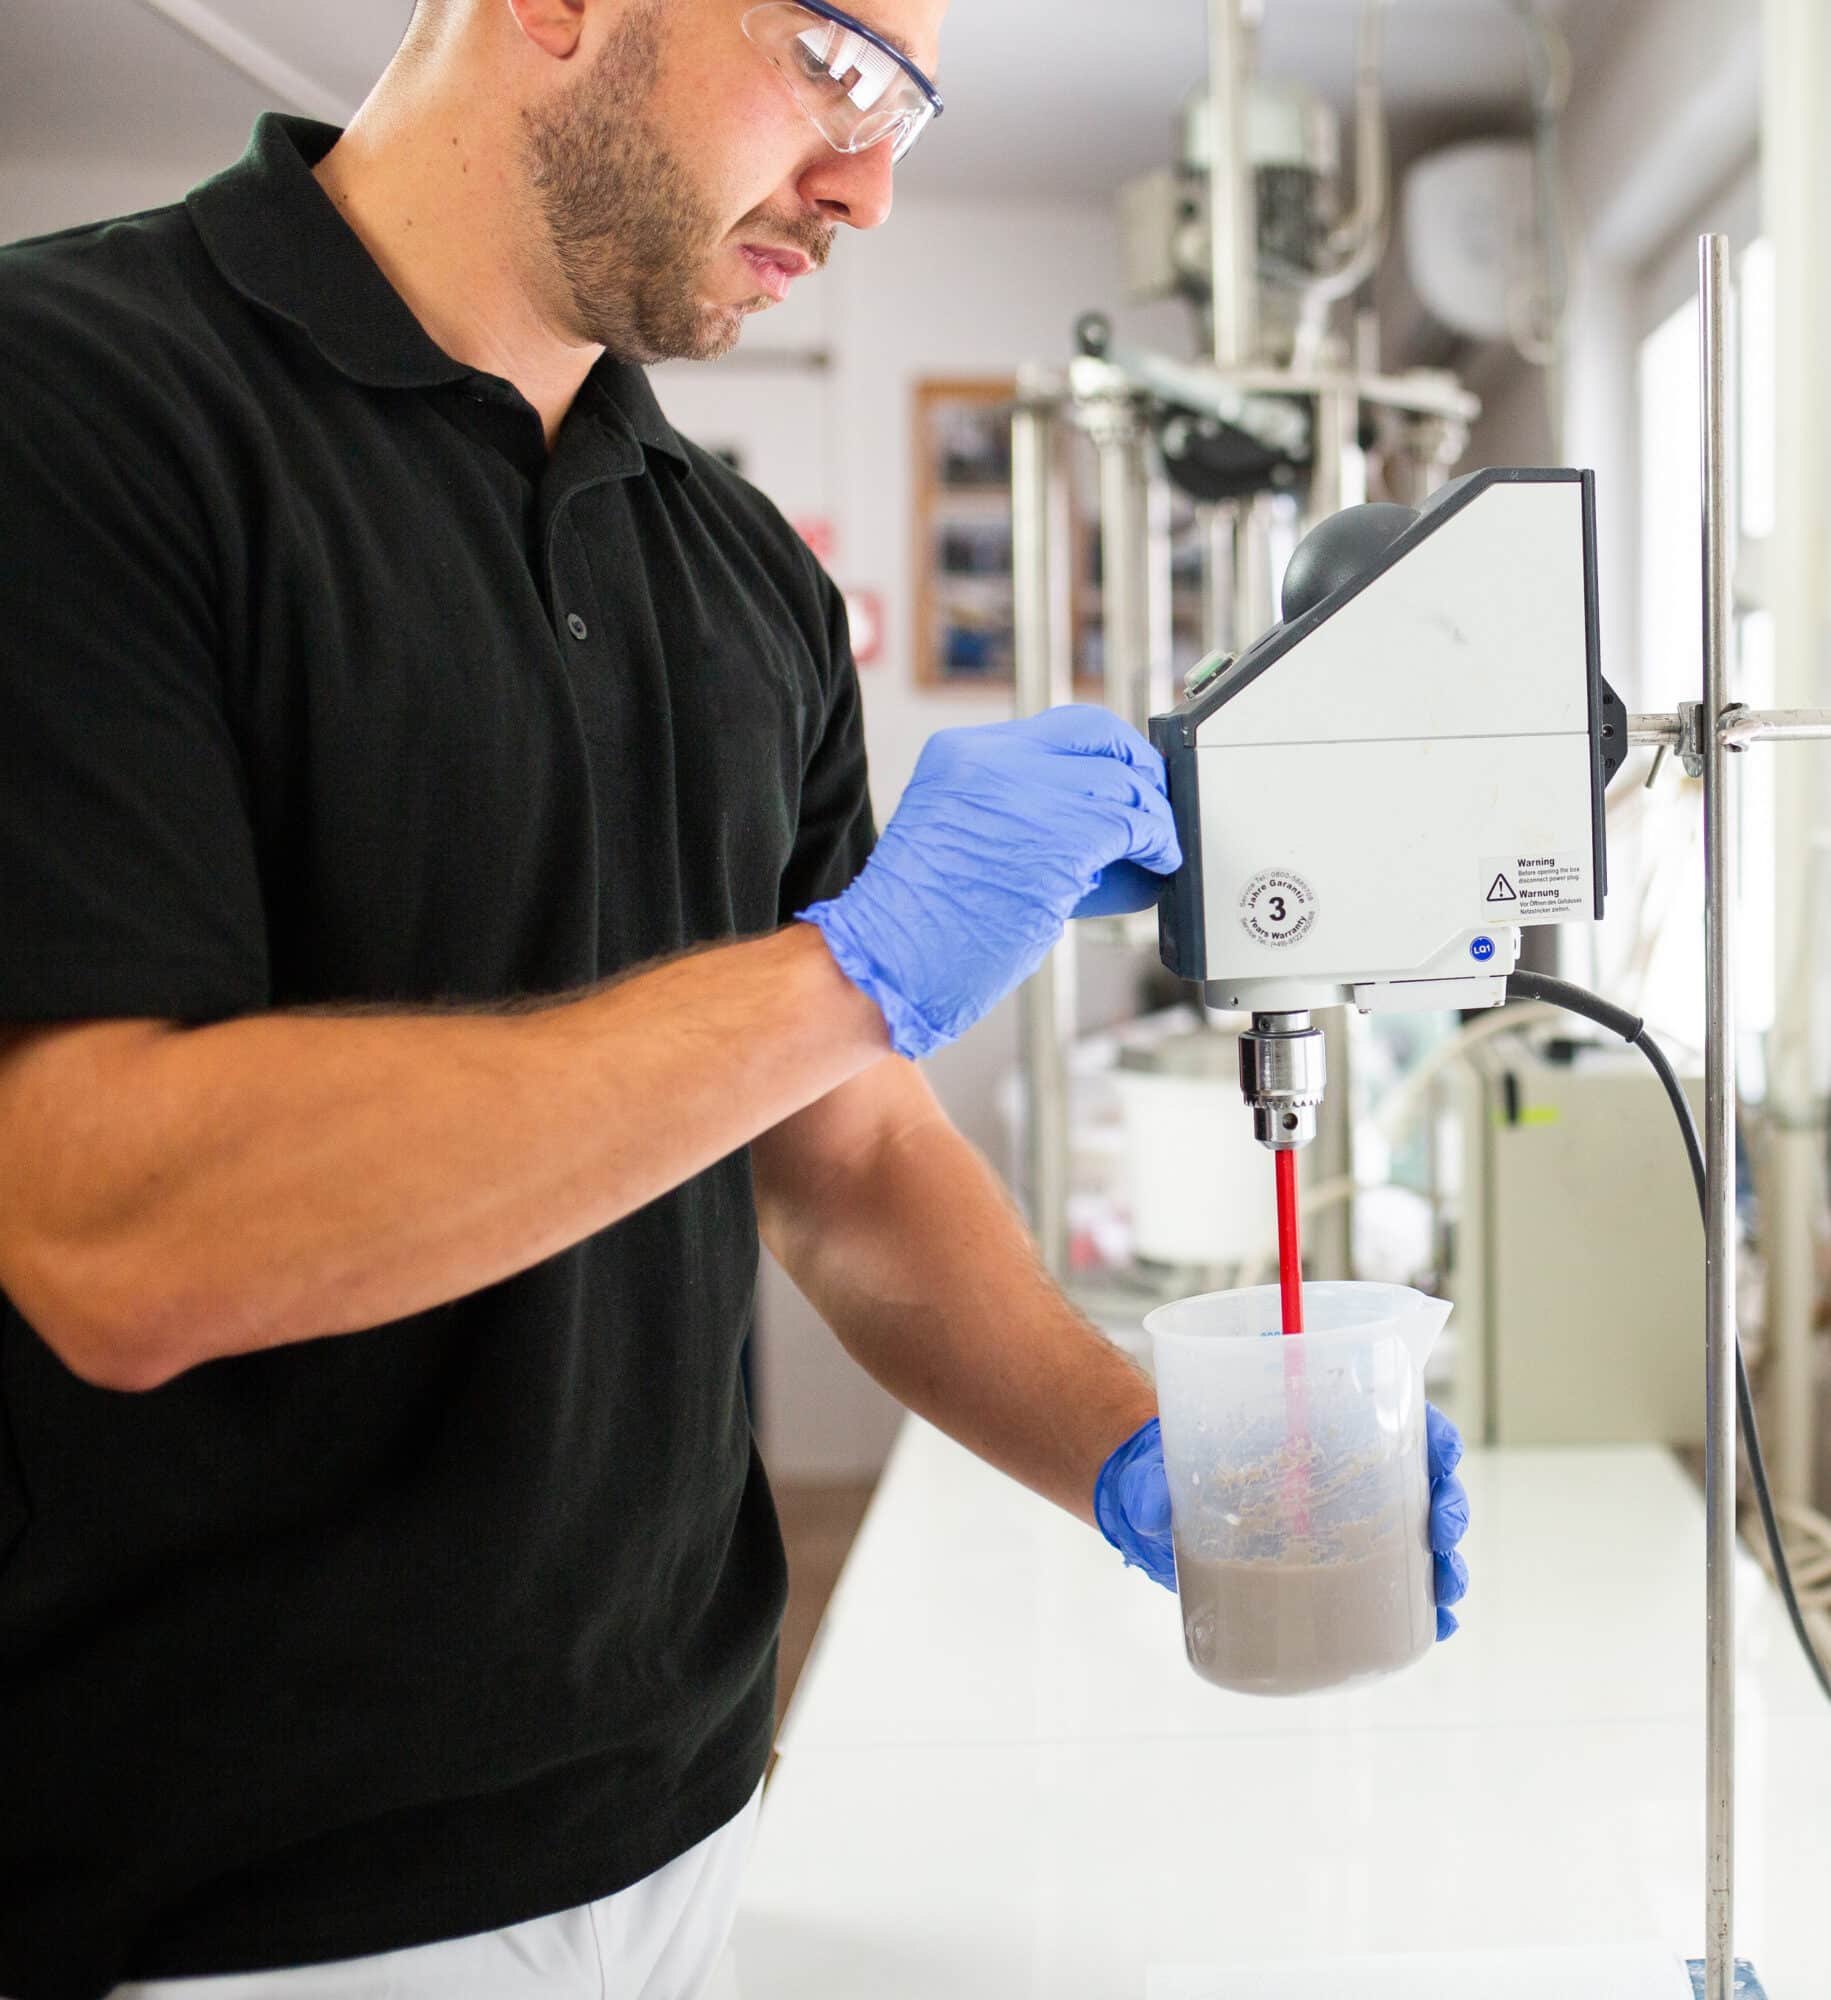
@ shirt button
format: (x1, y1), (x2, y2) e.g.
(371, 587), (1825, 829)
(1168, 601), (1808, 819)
(566, 612), (589, 642)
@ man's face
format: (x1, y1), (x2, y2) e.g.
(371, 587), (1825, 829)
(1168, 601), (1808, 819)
(521, 0), (946, 364)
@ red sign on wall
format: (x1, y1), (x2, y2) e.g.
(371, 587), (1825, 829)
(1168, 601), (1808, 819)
(792, 516), (837, 565)
(844, 589), (884, 666)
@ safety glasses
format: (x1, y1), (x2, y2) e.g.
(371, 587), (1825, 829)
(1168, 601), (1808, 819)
(741, 2), (943, 165)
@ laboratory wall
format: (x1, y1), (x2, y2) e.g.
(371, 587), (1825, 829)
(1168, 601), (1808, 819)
(0, 157), (214, 243)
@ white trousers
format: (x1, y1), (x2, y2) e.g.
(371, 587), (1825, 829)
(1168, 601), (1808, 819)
(104, 1785), (762, 2000)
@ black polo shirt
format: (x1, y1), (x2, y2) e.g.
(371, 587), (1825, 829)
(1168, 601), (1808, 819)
(0, 114), (874, 2000)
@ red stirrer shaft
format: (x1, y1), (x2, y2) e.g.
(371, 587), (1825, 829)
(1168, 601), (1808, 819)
(1274, 1145), (1310, 1534)
(1275, 1148), (1303, 1334)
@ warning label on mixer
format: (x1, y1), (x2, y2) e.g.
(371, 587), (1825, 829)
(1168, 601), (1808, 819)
(1239, 868), (1317, 948)
(1480, 853), (1588, 920)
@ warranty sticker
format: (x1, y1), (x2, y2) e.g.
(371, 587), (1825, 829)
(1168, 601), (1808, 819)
(1239, 869), (1317, 948)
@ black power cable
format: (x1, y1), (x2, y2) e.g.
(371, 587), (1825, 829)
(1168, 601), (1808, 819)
(1506, 968), (1831, 1703)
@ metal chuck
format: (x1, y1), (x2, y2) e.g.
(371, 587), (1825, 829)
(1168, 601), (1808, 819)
(1238, 1010), (1327, 1151)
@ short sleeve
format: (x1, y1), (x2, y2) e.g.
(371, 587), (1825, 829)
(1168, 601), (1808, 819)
(0, 339), (270, 1024)
(778, 573), (876, 922)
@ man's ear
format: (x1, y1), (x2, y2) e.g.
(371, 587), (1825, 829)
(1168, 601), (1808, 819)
(504, 0), (589, 60)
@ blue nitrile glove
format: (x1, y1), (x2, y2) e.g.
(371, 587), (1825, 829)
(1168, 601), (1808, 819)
(1095, 1406), (1473, 1641)
(1429, 1403), (1471, 1640)
(797, 705), (1182, 1060)
(1093, 1417), (1176, 1589)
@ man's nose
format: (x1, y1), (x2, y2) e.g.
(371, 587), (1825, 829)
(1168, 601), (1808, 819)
(797, 138), (896, 231)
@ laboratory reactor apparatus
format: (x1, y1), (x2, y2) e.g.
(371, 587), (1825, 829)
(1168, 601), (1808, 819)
(1010, 0), (1488, 1280)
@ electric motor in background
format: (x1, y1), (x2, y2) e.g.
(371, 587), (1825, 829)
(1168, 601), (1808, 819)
(1117, 79), (1345, 369)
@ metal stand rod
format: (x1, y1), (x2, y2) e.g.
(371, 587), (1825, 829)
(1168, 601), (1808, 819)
(1699, 230), (1737, 2000)
(1625, 257), (1831, 1989)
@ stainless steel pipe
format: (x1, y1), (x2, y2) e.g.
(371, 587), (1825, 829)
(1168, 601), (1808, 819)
(1088, 400), (1151, 730)
(1011, 393), (1077, 1277)
(1721, 706), (1831, 746)
(1143, 453), (1175, 724)
(1630, 707), (1831, 750)
(1698, 230), (1737, 2000)
(1206, 0), (1257, 368)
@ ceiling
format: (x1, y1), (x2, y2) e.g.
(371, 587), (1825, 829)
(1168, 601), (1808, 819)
(2, 0), (1626, 201)
(0, 1), (275, 170)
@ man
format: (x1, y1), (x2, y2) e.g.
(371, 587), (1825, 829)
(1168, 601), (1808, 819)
(0, 1), (1469, 1995)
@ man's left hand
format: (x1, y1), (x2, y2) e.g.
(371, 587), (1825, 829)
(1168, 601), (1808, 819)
(1092, 1416), (1176, 1588)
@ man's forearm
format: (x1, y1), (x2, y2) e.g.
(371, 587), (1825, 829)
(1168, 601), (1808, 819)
(0, 925), (888, 1388)
(760, 1108), (1156, 1524)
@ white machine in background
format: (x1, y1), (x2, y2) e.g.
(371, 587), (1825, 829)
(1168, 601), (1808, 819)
(1113, 1024), (1280, 1268)
(1403, 140), (1545, 348)
(1445, 1032), (1706, 1448)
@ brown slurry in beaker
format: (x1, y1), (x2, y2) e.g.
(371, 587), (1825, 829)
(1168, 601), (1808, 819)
(1175, 1537), (1435, 1696)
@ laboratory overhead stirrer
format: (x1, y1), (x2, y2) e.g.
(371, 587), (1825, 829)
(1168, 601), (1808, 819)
(1147, 235), (1811, 2000)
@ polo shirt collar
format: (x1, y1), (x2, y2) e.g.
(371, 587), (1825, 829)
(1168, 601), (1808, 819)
(582, 359), (692, 472)
(186, 113), (691, 473)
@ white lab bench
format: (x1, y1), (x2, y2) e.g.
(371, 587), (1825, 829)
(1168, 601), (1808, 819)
(714, 1420), (1831, 1997)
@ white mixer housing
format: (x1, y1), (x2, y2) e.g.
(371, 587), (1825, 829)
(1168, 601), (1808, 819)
(1151, 468), (1624, 1016)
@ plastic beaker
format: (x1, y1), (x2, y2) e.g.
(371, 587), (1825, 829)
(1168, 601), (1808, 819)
(1145, 1281), (1452, 1697)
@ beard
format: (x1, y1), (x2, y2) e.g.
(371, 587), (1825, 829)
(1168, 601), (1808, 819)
(520, 2), (831, 363)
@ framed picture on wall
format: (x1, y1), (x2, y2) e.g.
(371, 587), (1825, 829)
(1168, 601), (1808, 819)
(910, 377), (1211, 695)
(912, 379), (1019, 688)
(913, 378), (1137, 695)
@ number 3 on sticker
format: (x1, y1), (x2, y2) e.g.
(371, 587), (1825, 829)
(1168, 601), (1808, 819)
(1239, 868), (1318, 949)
